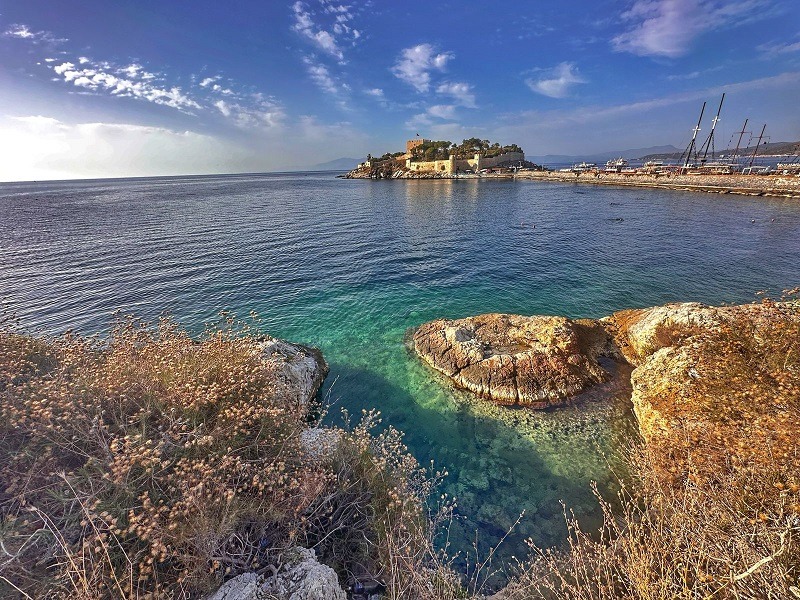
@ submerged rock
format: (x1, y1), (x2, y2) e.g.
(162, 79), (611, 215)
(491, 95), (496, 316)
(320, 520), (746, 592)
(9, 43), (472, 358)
(412, 313), (619, 407)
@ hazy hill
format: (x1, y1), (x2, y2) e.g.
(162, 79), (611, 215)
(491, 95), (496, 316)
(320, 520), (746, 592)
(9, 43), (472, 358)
(639, 140), (800, 161)
(288, 157), (362, 172)
(528, 145), (681, 165)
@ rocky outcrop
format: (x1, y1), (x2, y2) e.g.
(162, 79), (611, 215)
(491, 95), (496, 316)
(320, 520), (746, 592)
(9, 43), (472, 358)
(618, 301), (800, 483)
(206, 548), (346, 600)
(412, 313), (619, 407)
(258, 337), (328, 405)
(602, 302), (722, 364)
(414, 300), (800, 486)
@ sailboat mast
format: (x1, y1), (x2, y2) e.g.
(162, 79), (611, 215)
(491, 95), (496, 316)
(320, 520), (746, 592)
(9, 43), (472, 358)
(682, 101), (706, 168)
(700, 93), (725, 164)
(732, 118), (749, 166)
(749, 124), (767, 168)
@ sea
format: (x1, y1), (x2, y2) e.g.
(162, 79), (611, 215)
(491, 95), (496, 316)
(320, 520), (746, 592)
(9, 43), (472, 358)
(2, 171), (799, 580)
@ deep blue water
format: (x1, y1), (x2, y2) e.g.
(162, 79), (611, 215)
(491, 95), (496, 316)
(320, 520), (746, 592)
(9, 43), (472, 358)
(2, 172), (799, 575)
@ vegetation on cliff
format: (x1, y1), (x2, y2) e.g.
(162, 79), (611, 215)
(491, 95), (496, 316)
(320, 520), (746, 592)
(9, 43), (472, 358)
(2, 296), (798, 599)
(0, 317), (455, 599)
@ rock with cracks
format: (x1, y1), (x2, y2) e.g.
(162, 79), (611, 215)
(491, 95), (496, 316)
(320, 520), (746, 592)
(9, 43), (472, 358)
(412, 313), (616, 407)
(258, 338), (328, 406)
(206, 548), (346, 600)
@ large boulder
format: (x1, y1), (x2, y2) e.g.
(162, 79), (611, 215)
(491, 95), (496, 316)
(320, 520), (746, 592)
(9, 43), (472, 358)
(604, 302), (722, 364)
(205, 548), (346, 600)
(412, 313), (617, 407)
(258, 338), (328, 406)
(621, 301), (800, 484)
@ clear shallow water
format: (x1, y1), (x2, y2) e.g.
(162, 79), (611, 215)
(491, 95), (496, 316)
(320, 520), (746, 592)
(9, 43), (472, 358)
(2, 172), (799, 574)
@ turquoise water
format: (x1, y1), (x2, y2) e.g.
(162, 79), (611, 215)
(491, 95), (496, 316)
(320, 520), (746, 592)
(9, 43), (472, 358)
(2, 172), (799, 575)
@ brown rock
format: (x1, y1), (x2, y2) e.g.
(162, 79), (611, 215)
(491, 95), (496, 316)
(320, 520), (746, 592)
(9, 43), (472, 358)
(412, 313), (615, 407)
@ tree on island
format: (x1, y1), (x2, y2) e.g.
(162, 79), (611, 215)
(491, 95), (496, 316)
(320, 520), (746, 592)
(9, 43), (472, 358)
(409, 138), (524, 160)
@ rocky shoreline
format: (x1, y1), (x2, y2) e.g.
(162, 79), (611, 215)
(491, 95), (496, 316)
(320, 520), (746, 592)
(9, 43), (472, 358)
(412, 299), (800, 487)
(342, 163), (800, 198)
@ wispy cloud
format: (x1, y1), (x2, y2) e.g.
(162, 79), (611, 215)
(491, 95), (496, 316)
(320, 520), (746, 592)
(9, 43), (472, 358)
(406, 103), (460, 130)
(512, 71), (800, 130)
(392, 44), (453, 93)
(302, 56), (351, 107)
(3, 23), (67, 45)
(757, 38), (800, 57)
(612, 0), (773, 58)
(214, 96), (285, 129)
(526, 62), (587, 98)
(436, 82), (476, 108)
(13, 24), (287, 127)
(291, 1), (361, 62)
(51, 60), (201, 111)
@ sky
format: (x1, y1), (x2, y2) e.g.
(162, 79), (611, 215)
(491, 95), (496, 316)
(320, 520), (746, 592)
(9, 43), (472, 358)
(1, 0), (799, 181)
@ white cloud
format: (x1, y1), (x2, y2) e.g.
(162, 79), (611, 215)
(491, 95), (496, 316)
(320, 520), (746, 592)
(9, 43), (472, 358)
(50, 59), (201, 111)
(526, 62), (587, 98)
(3, 23), (67, 45)
(200, 76), (220, 87)
(436, 82), (476, 108)
(364, 88), (384, 98)
(426, 104), (457, 120)
(392, 44), (453, 93)
(612, 0), (772, 58)
(0, 113), (370, 180)
(292, 1), (348, 62)
(406, 103), (459, 129)
(303, 58), (338, 95)
(301, 56), (350, 108)
(212, 93), (285, 128)
(214, 100), (232, 117)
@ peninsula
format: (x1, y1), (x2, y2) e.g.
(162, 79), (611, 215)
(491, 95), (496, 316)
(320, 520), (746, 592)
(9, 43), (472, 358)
(344, 137), (800, 199)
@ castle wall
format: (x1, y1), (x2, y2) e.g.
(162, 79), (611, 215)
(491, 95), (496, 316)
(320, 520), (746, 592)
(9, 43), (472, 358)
(405, 151), (525, 175)
(480, 152), (525, 169)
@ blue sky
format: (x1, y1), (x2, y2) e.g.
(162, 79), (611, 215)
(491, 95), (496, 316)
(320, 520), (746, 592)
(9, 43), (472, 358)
(1, 0), (798, 180)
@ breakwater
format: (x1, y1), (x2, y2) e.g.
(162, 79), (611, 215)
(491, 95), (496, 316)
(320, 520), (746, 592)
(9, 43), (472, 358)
(515, 170), (800, 199)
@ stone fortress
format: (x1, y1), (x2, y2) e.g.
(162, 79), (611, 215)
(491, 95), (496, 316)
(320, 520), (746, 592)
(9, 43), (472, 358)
(404, 138), (525, 175)
(356, 137), (526, 176)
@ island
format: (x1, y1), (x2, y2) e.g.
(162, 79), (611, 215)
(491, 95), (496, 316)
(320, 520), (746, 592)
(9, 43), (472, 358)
(344, 137), (541, 179)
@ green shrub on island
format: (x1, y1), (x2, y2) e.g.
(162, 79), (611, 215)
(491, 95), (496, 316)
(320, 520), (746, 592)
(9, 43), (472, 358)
(408, 139), (524, 161)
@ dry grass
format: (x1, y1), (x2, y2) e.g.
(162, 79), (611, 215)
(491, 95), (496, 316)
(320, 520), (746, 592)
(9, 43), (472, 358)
(2, 297), (797, 599)
(0, 316), (459, 599)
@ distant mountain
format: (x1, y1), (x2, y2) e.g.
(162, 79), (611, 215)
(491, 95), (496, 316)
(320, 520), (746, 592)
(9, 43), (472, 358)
(287, 157), (362, 172)
(640, 140), (800, 161)
(527, 145), (682, 165)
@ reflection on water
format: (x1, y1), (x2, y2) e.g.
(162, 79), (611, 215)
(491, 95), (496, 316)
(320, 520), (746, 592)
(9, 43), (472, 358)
(2, 172), (800, 576)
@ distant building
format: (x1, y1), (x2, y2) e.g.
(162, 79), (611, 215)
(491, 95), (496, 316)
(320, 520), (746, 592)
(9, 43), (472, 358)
(406, 138), (431, 155)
